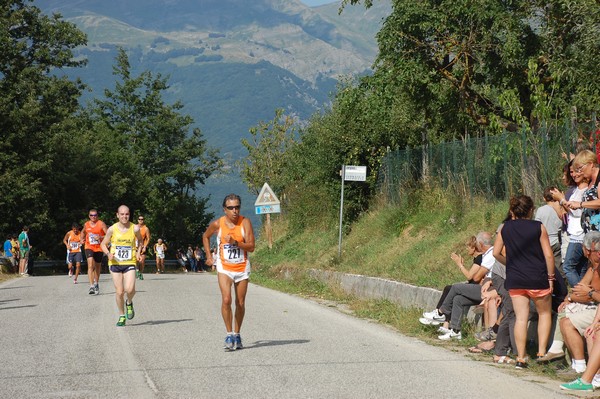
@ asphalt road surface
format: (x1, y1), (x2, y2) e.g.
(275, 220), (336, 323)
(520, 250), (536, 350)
(1, 273), (572, 398)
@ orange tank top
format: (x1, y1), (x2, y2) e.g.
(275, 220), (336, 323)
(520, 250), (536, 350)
(218, 216), (248, 272)
(68, 231), (82, 253)
(84, 220), (105, 252)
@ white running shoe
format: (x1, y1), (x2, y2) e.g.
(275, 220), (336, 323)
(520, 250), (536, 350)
(419, 317), (442, 326)
(438, 329), (461, 340)
(437, 326), (451, 334)
(421, 309), (445, 323)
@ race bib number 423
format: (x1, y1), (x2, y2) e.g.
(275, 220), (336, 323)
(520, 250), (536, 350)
(114, 246), (132, 262)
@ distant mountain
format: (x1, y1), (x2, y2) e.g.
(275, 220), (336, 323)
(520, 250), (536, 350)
(35, 0), (391, 219)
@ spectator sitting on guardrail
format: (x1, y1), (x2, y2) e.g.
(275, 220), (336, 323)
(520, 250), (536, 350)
(4, 234), (17, 273)
(419, 235), (483, 333)
(420, 232), (495, 341)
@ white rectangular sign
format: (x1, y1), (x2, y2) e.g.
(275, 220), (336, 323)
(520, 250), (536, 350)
(255, 204), (281, 215)
(344, 165), (367, 181)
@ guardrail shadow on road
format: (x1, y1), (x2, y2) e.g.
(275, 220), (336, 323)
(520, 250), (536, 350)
(130, 318), (194, 326)
(0, 304), (37, 311)
(247, 339), (310, 349)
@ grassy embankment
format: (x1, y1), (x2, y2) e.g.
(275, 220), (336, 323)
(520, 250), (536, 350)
(250, 187), (571, 377)
(252, 187), (508, 333)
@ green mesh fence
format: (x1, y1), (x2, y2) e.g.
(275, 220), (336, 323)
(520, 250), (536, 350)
(377, 118), (598, 204)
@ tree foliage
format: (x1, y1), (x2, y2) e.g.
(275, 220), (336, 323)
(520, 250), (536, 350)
(243, 0), (600, 234)
(239, 109), (298, 195)
(87, 48), (222, 249)
(0, 0), (87, 254)
(0, 3), (221, 257)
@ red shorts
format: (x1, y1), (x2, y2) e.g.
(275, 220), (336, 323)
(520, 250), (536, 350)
(509, 288), (552, 298)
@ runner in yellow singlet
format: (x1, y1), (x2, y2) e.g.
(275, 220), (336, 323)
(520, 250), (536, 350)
(203, 194), (255, 350)
(100, 205), (143, 327)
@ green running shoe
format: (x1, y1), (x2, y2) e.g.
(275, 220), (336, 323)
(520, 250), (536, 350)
(116, 315), (126, 327)
(126, 301), (135, 320)
(560, 378), (594, 391)
(139, 272), (144, 280)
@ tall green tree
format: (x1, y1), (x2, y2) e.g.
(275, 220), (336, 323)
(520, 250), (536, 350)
(342, 0), (600, 136)
(0, 0), (87, 254)
(88, 48), (221, 250)
(239, 108), (298, 196)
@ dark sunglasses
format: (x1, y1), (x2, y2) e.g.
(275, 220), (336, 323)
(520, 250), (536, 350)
(225, 206), (241, 210)
(89, 214), (98, 217)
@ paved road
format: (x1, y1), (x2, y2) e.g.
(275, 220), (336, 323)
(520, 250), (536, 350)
(1, 273), (571, 398)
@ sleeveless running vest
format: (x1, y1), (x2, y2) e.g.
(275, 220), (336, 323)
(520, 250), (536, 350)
(84, 220), (105, 252)
(108, 223), (137, 266)
(68, 231), (82, 253)
(217, 216), (250, 273)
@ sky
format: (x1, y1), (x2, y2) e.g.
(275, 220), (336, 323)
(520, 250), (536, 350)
(301, 0), (338, 6)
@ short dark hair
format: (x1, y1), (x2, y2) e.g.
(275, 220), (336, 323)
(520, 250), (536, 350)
(222, 193), (241, 207)
(542, 186), (557, 202)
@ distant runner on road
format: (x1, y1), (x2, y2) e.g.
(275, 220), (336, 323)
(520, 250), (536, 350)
(101, 205), (143, 327)
(63, 223), (83, 283)
(154, 238), (167, 274)
(81, 209), (108, 295)
(203, 193), (255, 350)
(135, 215), (151, 280)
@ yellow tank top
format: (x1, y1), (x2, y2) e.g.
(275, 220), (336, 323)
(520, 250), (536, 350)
(109, 223), (136, 266)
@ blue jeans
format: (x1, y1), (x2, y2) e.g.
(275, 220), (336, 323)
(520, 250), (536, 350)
(562, 241), (588, 287)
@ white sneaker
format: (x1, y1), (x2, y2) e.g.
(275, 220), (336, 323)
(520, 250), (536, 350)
(420, 310), (445, 325)
(419, 317), (442, 326)
(438, 329), (461, 340)
(437, 326), (451, 334)
(592, 374), (600, 388)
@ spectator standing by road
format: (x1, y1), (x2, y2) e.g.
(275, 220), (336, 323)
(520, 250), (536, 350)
(536, 186), (565, 278)
(552, 161), (589, 287)
(493, 195), (555, 369)
(18, 226), (30, 276)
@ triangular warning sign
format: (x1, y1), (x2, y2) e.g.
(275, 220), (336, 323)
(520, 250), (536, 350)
(255, 183), (280, 206)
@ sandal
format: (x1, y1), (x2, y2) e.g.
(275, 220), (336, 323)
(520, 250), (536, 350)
(468, 346), (483, 353)
(493, 355), (515, 364)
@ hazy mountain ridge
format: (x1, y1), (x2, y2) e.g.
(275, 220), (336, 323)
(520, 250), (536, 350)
(33, 0), (390, 218)
(37, 0), (388, 83)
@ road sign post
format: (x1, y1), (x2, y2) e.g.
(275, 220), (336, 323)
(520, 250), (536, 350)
(255, 183), (281, 249)
(338, 165), (366, 257)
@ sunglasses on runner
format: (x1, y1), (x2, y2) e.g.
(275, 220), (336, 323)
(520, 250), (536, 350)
(225, 206), (241, 210)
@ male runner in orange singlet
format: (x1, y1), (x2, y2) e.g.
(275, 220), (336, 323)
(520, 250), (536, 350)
(136, 215), (151, 280)
(63, 223), (83, 283)
(203, 194), (255, 350)
(81, 209), (108, 295)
